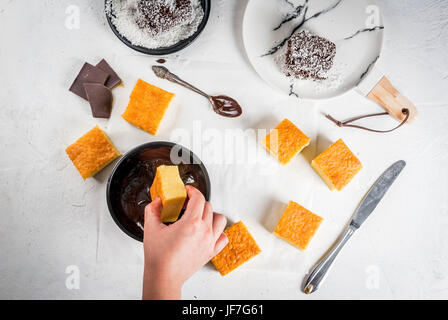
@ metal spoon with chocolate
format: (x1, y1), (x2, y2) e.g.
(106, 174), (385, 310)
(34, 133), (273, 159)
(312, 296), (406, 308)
(152, 65), (242, 118)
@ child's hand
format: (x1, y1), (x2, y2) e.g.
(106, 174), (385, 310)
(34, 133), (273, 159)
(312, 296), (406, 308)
(142, 185), (228, 300)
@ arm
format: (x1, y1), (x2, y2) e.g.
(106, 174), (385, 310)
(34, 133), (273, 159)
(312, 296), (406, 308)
(142, 185), (228, 300)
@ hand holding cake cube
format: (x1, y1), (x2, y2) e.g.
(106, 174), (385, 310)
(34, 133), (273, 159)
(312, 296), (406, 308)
(142, 185), (228, 299)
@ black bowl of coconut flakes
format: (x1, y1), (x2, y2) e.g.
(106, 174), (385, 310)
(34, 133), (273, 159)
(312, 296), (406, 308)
(105, 0), (210, 55)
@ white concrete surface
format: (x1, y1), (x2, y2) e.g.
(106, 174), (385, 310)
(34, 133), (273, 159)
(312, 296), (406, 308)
(0, 0), (447, 299)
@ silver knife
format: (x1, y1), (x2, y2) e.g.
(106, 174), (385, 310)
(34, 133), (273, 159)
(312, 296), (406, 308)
(302, 160), (406, 294)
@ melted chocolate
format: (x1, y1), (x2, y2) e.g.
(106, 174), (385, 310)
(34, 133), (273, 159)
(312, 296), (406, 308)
(211, 95), (242, 118)
(108, 145), (209, 241)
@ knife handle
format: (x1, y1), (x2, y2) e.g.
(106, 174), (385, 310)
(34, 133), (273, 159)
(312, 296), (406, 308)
(302, 225), (356, 294)
(366, 76), (418, 123)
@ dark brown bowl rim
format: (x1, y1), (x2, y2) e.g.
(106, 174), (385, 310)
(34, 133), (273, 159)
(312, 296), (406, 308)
(105, 0), (211, 55)
(106, 141), (211, 242)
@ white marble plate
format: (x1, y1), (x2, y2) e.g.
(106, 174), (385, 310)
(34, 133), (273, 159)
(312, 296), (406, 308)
(243, 0), (384, 99)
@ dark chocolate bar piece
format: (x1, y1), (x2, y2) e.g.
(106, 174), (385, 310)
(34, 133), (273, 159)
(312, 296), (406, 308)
(96, 59), (122, 89)
(69, 63), (109, 100)
(83, 83), (113, 118)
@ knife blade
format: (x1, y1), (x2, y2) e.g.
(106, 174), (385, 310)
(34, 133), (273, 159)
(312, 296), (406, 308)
(302, 160), (406, 294)
(350, 160), (406, 229)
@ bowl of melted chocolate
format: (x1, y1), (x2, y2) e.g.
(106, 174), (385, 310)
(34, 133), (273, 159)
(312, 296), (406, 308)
(106, 141), (211, 241)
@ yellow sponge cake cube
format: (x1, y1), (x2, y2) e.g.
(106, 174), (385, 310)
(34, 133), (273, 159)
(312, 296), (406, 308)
(211, 221), (261, 276)
(65, 126), (121, 180)
(311, 139), (362, 191)
(150, 165), (187, 223)
(122, 79), (175, 135)
(262, 118), (310, 165)
(274, 201), (323, 250)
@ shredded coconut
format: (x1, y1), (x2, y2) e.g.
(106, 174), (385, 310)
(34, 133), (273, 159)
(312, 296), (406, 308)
(313, 62), (346, 94)
(277, 30), (336, 81)
(105, 0), (204, 49)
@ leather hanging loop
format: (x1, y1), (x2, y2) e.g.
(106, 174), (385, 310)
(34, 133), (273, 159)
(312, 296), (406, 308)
(325, 108), (410, 133)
